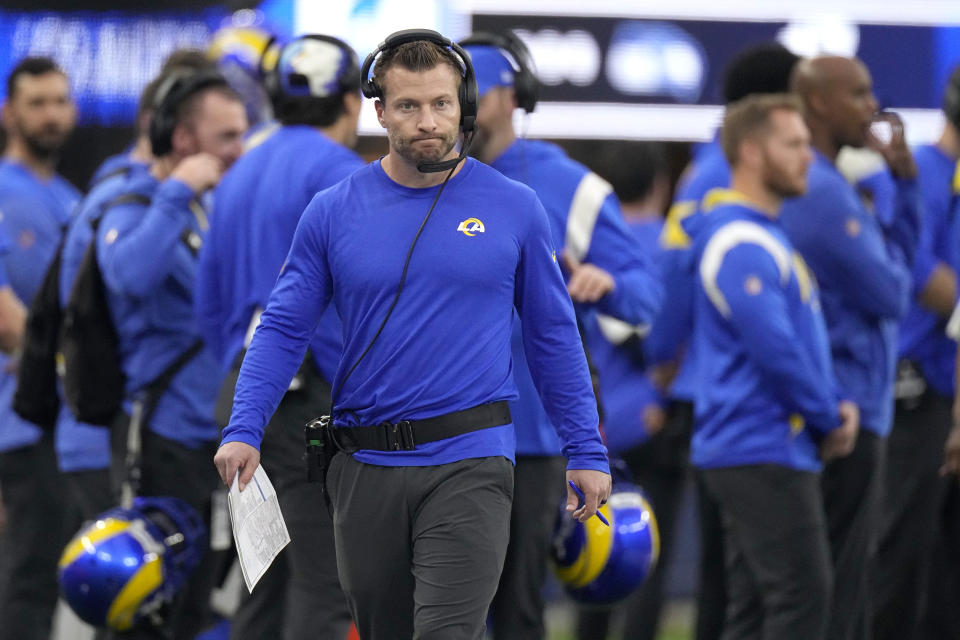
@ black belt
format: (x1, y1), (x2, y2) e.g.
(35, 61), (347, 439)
(332, 401), (511, 452)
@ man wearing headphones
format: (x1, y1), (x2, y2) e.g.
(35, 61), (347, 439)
(459, 32), (662, 639)
(196, 33), (363, 640)
(96, 69), (247, 638)
(215, 30), (611, 640)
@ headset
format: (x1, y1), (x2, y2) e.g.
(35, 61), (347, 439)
(360, 28), (477, 138)
(943, 63), (960, 131)
(458, 30), (539, 113)
(263, 34), (360, 102)
(149, 70), (231, 157)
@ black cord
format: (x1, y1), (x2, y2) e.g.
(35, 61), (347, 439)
(328, 138), (473, 423)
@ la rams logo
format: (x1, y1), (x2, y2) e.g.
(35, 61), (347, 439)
(457, 217), (485, 237)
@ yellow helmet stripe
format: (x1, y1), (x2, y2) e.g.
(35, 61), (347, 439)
(59, 518), (132, 568)
(106, 556), (164, 631)
(554, 504), (615, 587)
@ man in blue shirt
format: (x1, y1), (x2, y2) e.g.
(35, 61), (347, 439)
(96, 69), (247, 639)
(782, 56), (920, 640)
(693, 93), (858, 640)
(215, 31), (611, 640)
(196, 34), (364, 640)
(0, 57), (80, 640)
(876, 63), (960, 640)
(460, 34), (662, 640)
(649, 42), (802, 640)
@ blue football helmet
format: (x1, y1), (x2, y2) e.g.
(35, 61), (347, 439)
(58, 496), (206, 630)
(551, 484), (660, 604)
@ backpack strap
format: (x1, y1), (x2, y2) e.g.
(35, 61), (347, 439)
(90, 192), (152, 231)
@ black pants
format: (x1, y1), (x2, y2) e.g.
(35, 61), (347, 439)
(822, 430), (883, 640)
(873, 388), (954, 640)
(105, 428), (226, 640)
(490, 455), (566, 640)
(696, 467), (727, 640)
(704, 464), (832, 640)
(576, 400), (691, 640)
(328, 453), (513, 640)
(0, 435), (74, 640)
(65, 467), (116, 521)
(229, 370), (352, 640)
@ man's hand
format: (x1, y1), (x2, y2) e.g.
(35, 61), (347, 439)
(821, 401), (860, 461)
(213, 441), (261, 491)
(170, 152), (225, 194)
(562, 252), (615, 303)
(941, 423), (960, 476)
(566, 469), (612, 523)
(867, 111), (917, 180)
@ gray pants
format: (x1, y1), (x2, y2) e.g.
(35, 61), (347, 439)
(703, 464), (832, 640)
(328, 453), (514, 640)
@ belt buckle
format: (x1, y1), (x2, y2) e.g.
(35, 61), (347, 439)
(382, 420), (415, 451)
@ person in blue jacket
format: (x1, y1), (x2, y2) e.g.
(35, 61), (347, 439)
(460, 33), (661, 640)
(781, 56), (920, 640)
(874, 62), (960, 640)
(0, 57), (81, 640)
(648, 42), (802, 640)
(214, 31), (611, 640)
(693, 93), (858, 640)
(196, 34), (364, 640)
(96, 69), (247, 639)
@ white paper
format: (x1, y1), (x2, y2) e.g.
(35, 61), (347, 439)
(227, 465), (290, 593)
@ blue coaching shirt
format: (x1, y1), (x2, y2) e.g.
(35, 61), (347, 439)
(55, 156), (146, 472)
(490, 139), (662, 457)
(0, 160), (79, 453)
(780, 151), (920, 437)
(96, 172), (221, 448)
(222, 158), (609, 472)
(196, 125), (365, 381)
(691, 192), (840, 471)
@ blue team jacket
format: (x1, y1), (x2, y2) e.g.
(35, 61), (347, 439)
(690, 193), (840, 471)
(780, 151), (920, 437)
(490, 139), (663, 457)
(221, 158), (609, 472)
(0, 161), (80, 453)
(96, 172), (221, 448)
(196, 125), (365, 382)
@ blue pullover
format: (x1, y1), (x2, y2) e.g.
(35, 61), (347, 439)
(96, 172), (221, 448)
(0, 160), (79, 453)
(691, 193), (841, 471)
(490, 139), (662, 456)
(221, 158), (609, 472)
(196, 126), (365, 381)
(780, 151), (920, 437)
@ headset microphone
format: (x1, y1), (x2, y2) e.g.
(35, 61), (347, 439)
(416, 131), (475, 173)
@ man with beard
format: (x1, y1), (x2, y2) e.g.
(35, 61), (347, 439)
(0, 56), (80, 640)
(459, 32), (662, 640)
(780, 56), (920, 640)
(214, 31), (611, 640)
(691, 93), (859, 640)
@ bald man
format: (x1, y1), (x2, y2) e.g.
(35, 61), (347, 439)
(780, 56), (921, 640)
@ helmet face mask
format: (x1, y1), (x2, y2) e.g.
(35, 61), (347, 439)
(58, 497), (206, 631)
(551, 485), (660, 605)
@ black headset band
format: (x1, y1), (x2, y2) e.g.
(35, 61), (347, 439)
(458, 30), (539, 113)
(360, 28), (474, 99)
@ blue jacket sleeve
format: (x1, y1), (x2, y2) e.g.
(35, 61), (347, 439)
(709, 243), (841, 435)
(583, 193), (663, 325)
(880, 177), (921, 269)
(781, 181), (912, 321)
(220, 198), (333, 449)
(97, 179), (196, 298)
(516, 194), (609, 473)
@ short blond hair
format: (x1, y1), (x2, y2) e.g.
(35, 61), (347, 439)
(721, 93), (804, 166)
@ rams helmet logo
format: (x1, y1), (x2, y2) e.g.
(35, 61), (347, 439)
(457, 218), (485, 237)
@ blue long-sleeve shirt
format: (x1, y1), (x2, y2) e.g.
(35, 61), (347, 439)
(490, 139), (663, 456)
(780, 151), (920, 437)
(582, 217), (665, 454)
(196, 126), (365, 382)
(221, 158), (609, 472)
(691, 195), (840, 471)
(96, 172), (221, 448)
(645, 137), (729, 402)
(0, 160), (80, 453)
(55, 156), (147, 472)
